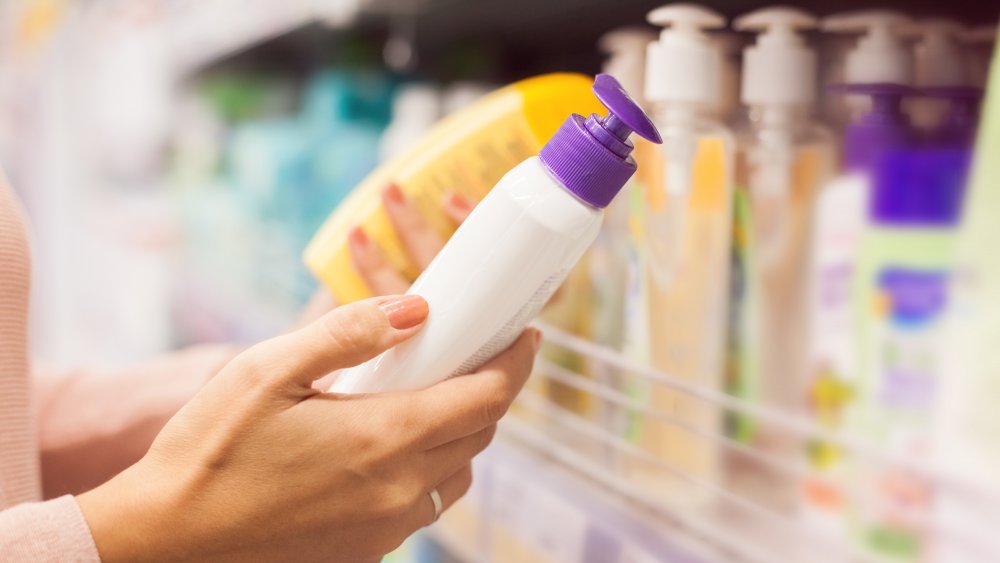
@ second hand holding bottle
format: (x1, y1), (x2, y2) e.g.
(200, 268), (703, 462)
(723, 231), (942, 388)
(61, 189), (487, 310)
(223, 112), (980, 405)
(332, 75), (662, 394)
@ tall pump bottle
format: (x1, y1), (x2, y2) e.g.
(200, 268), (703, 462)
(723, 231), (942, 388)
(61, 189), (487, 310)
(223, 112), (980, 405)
(726, 7), (835, 500)
(622, 3), (734, 505)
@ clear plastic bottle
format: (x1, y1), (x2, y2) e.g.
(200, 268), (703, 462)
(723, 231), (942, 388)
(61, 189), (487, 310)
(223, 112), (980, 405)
(727, 8), (836, 509)
(622, 3), (735, 507)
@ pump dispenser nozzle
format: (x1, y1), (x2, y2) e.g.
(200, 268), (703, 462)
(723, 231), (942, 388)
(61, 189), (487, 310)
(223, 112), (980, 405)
(736, 7), (818, 107)
(540, 74), (661, 209)
(822, 10), (916, 85)
(645, 4), (726, 105)
(735, 6), (819, 268)
(643, 4), (727, 289)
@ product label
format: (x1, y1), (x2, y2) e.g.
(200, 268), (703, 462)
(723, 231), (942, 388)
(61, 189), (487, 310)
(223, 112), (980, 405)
(859, 266), (950, 562)
(874, 268), (948, 410)
(454, 268), (568, 376)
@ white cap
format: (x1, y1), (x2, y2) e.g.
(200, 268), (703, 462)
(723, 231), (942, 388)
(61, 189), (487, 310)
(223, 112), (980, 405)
(735, 7), (818, 106)
(914, 18), (968, 87)
(599, 27), (656, 105)
(822, 10), (916, 85)
(645, 4), (726, 104)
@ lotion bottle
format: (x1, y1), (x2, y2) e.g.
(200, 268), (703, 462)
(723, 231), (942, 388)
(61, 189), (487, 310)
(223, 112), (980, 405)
(332, 75), (661, 394)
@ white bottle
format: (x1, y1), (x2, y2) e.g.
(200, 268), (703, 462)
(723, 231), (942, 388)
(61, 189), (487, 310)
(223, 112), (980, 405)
(332, 75), (661, 394)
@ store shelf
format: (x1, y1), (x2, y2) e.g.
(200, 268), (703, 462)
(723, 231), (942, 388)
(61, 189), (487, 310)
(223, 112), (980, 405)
(428, 322), (1000, 563)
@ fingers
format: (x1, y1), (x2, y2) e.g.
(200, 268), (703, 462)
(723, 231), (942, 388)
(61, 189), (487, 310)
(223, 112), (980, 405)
(442, 192), (474, 225)
(382, 184), (447, 270)
(398, 329), (540, 449)
(421, 423), (496, 486)
(348, 226), (410, 296)
(233, 295), (429, 389)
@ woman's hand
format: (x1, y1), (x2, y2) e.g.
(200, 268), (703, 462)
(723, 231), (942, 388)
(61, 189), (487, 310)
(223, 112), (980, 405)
(78, 295), (538, 563)
(348, 185), (474, 296)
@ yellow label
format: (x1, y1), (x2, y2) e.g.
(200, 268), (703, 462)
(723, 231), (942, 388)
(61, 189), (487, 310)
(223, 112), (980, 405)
(303, 73), (602, 303)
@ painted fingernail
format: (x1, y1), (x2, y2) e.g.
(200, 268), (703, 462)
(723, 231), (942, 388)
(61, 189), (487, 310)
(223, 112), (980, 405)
(384, 184), (406, 206)
(446, 192), (473, 212)
(348, 226), (369, 248)
(379, 295), (428, 330)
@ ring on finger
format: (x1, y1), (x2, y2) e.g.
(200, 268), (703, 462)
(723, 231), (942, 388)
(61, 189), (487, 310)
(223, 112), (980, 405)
(427, 487), (443, 525)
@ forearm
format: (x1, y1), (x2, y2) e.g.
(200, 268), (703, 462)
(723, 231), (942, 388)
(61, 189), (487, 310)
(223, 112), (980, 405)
(35, 344), (240, 498)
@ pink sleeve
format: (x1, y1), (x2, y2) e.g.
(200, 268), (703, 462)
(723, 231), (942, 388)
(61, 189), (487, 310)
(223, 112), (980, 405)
(0, 495), (100, 562)
(34, 344), (240, 498)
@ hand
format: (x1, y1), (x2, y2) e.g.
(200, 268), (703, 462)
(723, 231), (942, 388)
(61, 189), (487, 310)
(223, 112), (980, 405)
(348, 184), (474, 296)
(78, 295), (539, 563)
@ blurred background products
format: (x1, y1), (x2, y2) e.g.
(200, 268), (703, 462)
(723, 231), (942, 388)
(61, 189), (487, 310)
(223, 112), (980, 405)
(0, 1), (997, 562)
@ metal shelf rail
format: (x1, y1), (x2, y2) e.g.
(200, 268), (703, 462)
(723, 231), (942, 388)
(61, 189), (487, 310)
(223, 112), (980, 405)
(430, 322), (1000, 563)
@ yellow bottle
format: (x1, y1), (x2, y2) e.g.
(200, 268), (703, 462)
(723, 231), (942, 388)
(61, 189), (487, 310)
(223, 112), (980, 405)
(304, 73), (603, 304)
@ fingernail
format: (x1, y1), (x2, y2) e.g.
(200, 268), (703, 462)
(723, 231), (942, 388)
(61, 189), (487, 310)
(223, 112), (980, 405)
(532, 329), (543, 352)
(384, 184), (406, 206)
(349, 226), (369, 248)
(446, 192), (473, 212)
(379, 295), (428, 330)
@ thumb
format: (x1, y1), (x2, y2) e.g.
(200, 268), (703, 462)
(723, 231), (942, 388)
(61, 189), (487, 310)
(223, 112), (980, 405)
(232, 295), (428, 389)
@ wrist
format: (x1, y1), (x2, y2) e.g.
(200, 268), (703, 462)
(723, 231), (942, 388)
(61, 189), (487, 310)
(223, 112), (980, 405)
(77, 462), (176, 562)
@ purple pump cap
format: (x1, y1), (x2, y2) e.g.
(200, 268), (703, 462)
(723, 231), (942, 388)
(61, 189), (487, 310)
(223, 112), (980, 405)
(831, 83), (915, 172)
(871, 148), (971, 226)
(539, 74), (661, 209)
(920, 86), (983, 147)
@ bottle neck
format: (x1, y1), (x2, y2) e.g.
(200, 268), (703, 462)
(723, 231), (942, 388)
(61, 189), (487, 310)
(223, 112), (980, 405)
(747, 104), (809, 130)
(650, 102), (720, 135)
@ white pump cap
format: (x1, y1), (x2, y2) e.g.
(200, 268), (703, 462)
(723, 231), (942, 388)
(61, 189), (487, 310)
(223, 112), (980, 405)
(599, 27), (656, 106)
(914, 18), (968, 87)
(645, 4), (726, 105)
(735, 7), (818, 106)
(822, 10), (916, 85)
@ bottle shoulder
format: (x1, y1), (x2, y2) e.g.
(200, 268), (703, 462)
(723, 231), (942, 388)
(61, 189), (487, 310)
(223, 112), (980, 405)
(495, 157), (603, 230)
